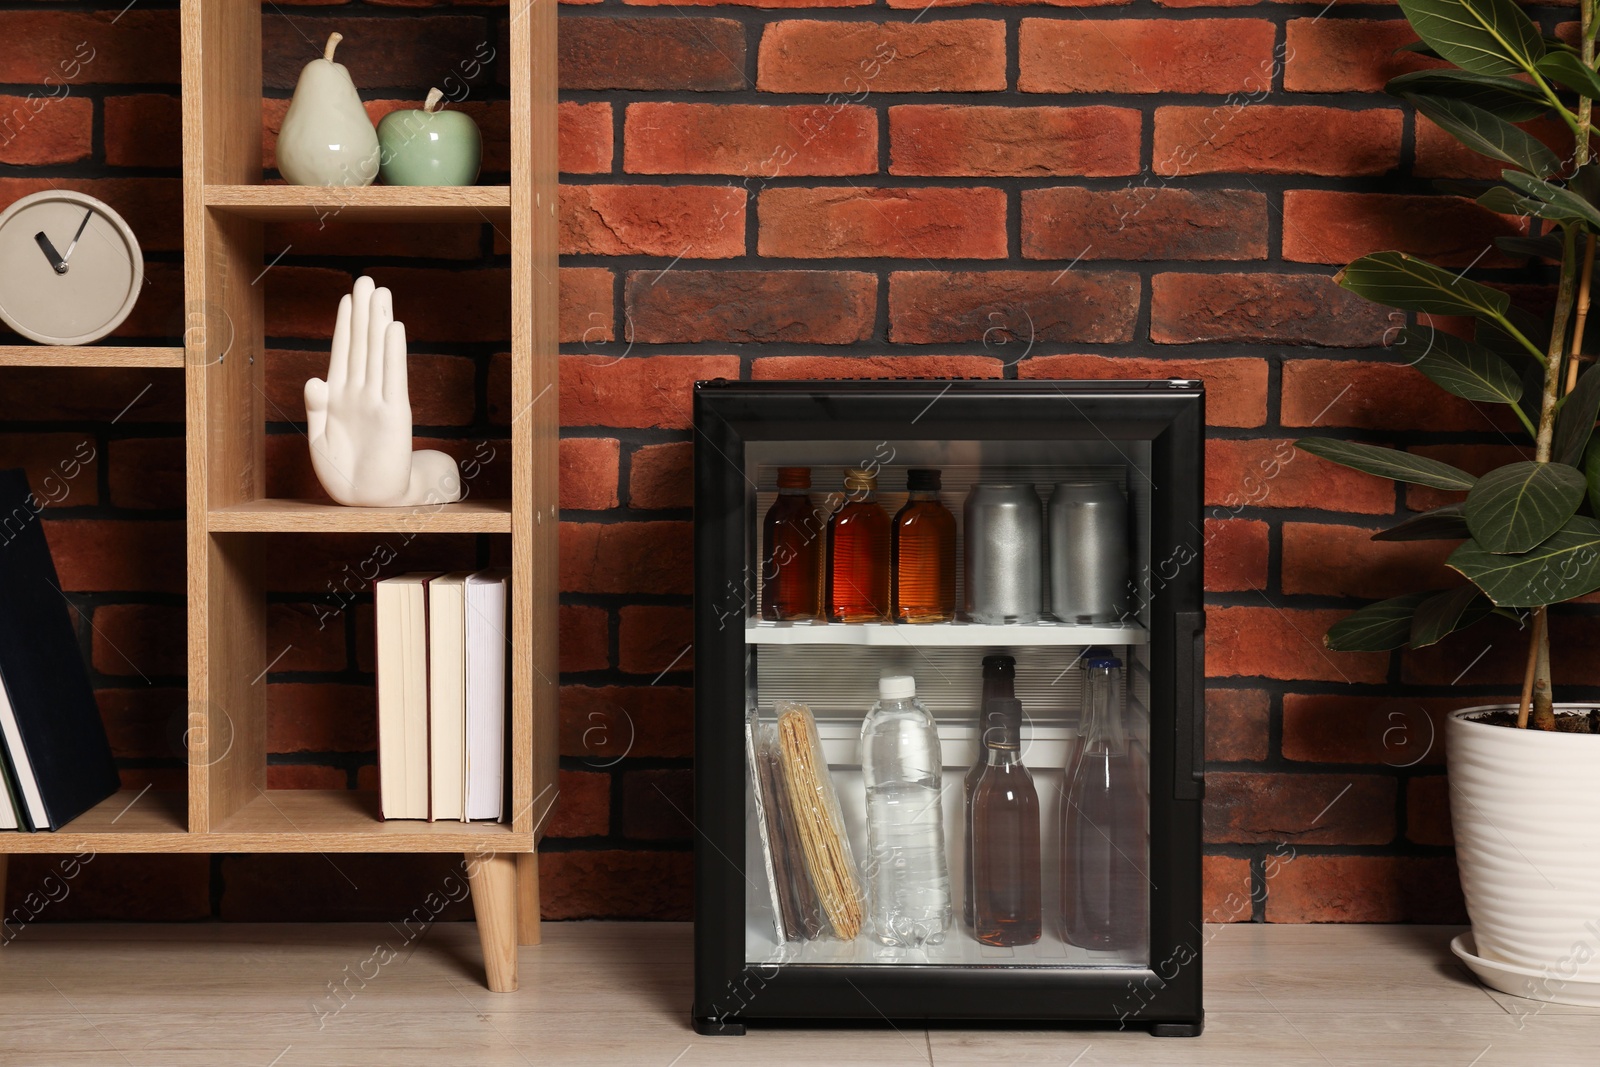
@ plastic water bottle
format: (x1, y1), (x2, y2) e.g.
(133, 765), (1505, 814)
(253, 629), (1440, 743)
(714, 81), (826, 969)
(860, 674), (952, 947)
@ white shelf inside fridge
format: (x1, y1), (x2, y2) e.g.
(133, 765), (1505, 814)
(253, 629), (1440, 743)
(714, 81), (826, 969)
(745, 618), (1148, 647)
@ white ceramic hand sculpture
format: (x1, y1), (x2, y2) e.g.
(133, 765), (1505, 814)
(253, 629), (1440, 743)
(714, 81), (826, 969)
(304, 276), (462, 507)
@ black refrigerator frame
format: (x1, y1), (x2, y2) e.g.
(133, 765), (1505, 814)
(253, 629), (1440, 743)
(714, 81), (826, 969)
(692, 379), (1206, 1036)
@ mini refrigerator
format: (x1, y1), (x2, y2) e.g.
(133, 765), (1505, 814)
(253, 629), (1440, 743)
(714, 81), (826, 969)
(692, 379), (1205, 1036)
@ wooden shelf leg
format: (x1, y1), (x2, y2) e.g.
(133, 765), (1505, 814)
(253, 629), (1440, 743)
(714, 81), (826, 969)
(466, 852), (518, 993)
(516, 852), (541, 946)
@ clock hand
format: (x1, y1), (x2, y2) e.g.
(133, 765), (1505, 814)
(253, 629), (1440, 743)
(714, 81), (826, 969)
(58, 209), (94, 271)
(34, 232), (67, 275)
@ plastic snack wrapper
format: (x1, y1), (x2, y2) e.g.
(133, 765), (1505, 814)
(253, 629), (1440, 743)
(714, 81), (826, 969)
(773, 700), (864, 941)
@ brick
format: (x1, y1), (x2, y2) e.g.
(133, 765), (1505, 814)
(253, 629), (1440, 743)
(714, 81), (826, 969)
(266, 764), (348, 790)
(560, 101), (613, 174)
(1281, 522), (1456, 598)
(1204, 772), (1396, 845)
(6, 854), (208, 923)
(1264, 855), (1465, 923)
(630, 0), (871, 7)
(626, 270), (875, 345)
(97, 687), (184, 761)
(1403, 444), (1529, 512)
(1207, 605), (1390, 682)
(560, 17), (746, 91)
(264, 348), (476, 427)
(1282, 190), (1524, 268)
(0, 94), (92, 165)
(1017, 355), (1268, 428)
(758, 20), (1005, 93)
(1206, 688), (1270, 762)
(1284, 18), (1438, 94)
(1407, 776), (1453, 846)
(560, 604), (609, 674)
(629, 442), (694, 510)
(1022, 187), (1267, 261)
(43, 520), (183, 593)
(559, 685), (693, 759)
(560, 521), (693, 595)
(0, 11), (177, 84)
(264, 16), (492, 91)
(267, 602), (350, 673)
(0, 177), (180, 253)
(1019, 18), (1276, 94)
(561, 355), (740, 429)
(1153, 105), (1402, 177)
(752, 355), (1005, 379)
(0, 434), (99, 508)
(547, 769), (610, 838)
(91, 603), (183, 677)
(894, 0), (1129, 6)
(561, 184), (745, 258)
(1207, 439), (1394, 515)
(1414, 115), (1571, 180)
(102, 94), (180, 168)
(890, 105), (1140, 178)
(619, 604), (694, 675)
(890, 270), (1138, 344)
(561, 266), (614, 346)
(1203, 855), (1255, 925)
(561, 437), (621, 511)
(760, 187), (1007, 260)
(106, 438), (182, 510)
(1281, 694), (1464, 766)
(0, 369), (181, 424)
(1283, 359), (1523, 436)
(623, 768), (694, 840)
(268, 684), (375, 753)
(624, 102), (877, 177)
(1204, 517), (1270, 591)
(1151, 273), (1391, 347)
(539, 850), (692, 920)
(219, 854), (476, 922)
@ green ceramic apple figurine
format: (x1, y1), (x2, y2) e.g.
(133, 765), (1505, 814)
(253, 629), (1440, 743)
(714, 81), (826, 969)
(277, 33), (380, 187)
(378, 88), (482, 187)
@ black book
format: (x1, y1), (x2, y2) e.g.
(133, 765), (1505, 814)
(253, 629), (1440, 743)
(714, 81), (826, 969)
(0, 469), (119, 830)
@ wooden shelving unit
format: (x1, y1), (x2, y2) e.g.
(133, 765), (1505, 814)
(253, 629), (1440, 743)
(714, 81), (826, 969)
(0, 1), (557, 995)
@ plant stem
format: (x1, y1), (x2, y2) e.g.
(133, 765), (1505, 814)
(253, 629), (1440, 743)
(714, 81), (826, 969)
(1570, 238), (1596, 396)
(1517, 608), (1543, 728)
(1536, 228), (1581, 465)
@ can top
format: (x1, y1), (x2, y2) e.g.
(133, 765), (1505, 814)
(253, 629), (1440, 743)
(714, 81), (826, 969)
(879, 674), (916, 701)
(776, 466), (810, 489)
(906, 468), (941, 491)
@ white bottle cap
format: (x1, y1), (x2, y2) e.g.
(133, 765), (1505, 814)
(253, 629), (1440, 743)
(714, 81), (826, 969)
(879, 674), (916, 701)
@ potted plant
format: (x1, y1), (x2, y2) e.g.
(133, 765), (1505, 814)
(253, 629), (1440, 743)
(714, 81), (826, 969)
(1294, 0), (1600, 1006)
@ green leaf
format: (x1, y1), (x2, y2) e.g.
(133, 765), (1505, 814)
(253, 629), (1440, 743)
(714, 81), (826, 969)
(1409, 585), (1496, 647)
(1388, 69), (1550, 120)
(1495, 234), (1566, 259)
(1448, 515), (1600, 606)
(1463, 460), (1586, 552)
(1296, 438), (1479, 490)
(1477, 304), (1550, 360)
(1502, 170), (1600, 230)
(1556, 363), (1600, 466)
(1585, 435), (1600, 514)
(1476, 184), (1544, 218)
(1396, 0), (1544, 77)
(1337, 251), (1512, 317)
(1570, 160), (1600, 207)
(1396, 325), (1524, 405)
(1535, 51), (1600, 99)
(1372, 503), (1474, 541)
(1402, 93), (1560, 176)
(1326, 593), (1433, 652)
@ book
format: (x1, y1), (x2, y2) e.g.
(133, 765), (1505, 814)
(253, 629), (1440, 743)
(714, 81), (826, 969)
(463, 570), (509, 822)
(427, 572), (471, 822)
(0, 468), (120, 831)
(375, 572), (436, 820)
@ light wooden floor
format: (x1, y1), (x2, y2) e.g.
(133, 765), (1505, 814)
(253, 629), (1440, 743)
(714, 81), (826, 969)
(1, 921), (1595, 1065)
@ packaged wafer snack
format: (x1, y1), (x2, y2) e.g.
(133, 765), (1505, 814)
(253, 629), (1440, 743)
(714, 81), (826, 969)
(774, 700), (865, 941)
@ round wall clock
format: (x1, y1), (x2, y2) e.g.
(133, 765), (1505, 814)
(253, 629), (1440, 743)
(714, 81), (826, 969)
(0, 190), (143, 346)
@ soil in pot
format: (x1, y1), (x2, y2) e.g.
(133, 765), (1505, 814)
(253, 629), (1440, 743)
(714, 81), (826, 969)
(1469, 709), (1600, 733)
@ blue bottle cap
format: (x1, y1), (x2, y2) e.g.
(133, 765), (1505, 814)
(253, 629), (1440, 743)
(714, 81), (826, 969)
(1086, 655), (1122, 669)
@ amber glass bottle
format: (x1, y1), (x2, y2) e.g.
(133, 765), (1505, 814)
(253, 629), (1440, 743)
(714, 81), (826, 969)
(826, 468), (891, 623)
(761, 467), (824, 621)
(893, 468), (956, 624)
(970, 696), (1042, 947)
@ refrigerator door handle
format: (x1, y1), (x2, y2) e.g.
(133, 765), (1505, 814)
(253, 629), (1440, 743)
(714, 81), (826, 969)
(1174, 610), (1206, 800)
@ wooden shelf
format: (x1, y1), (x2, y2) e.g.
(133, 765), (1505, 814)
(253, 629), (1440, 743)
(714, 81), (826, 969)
(0, 790), (186, 853)
(206, 498), (512, 533)
(0, 346), (185, 368)
(203, 184), (511, 223)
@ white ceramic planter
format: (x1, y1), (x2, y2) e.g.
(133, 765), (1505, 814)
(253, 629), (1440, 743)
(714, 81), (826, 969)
(1447, 705), (1600, 1005)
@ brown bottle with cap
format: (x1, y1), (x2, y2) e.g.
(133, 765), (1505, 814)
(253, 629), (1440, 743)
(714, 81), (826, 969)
(761, 467), (824, 621)
(826, 467), (891, 623)
(893, 468), (956, 624)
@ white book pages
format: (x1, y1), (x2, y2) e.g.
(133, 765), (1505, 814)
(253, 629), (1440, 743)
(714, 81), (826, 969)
(464, 570), (509, 822)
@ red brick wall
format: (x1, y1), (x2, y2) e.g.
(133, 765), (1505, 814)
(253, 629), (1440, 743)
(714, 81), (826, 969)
(6, 0), (1536, 926)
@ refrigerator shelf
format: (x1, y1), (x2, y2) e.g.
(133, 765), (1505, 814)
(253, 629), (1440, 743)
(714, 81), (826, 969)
(746, 618), (1148, 647)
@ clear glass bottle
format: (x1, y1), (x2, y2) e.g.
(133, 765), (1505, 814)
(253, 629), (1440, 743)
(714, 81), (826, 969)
(761, 466), (824, 621)
(893, 468), (956, 624)
(827, 467), (891, 623)
(963, 654), (1014, 929)
(1061, 655), (1148, 954)
(860, 674), (951, 947)
(971, 696), (1041, 947)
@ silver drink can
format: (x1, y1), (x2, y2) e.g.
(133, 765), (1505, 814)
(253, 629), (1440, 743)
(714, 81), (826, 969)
(1048, 480), (1128, 624)
(962, 484), (1043, 624)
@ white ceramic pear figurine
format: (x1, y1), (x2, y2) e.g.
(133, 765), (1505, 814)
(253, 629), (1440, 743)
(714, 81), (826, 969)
(305, 276), (462, 507)
(277, 33), (381, 187)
